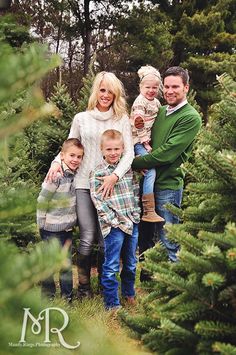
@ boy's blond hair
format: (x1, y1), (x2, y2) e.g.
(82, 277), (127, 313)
(100, 129), (124, 148)
(61, 138), (84, 153)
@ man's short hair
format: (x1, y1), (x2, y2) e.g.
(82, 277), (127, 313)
(61, 138), (84, 152)
(163, 66), (189, 85)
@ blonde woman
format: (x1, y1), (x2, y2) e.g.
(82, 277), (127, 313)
(46, 72), (134, 299)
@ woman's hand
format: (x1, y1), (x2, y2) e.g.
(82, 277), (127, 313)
(45, 162), (63, 182)
(97, 173), (119, 199)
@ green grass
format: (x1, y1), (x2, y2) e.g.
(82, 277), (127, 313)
(46, 266), (152, 355)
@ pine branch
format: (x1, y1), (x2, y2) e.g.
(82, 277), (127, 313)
(213, 341), (236, 354)
(0, 89), (59, 140)
(183, 221), (220, 234)
(195, 320), (236, 339)
(0, 43), (61, 104)
(160, 300), (207, 322)
(119, 311), (158, 336)
(198, 227), (236, 249)
(226, 248), (236, 269)
(165, 224), (204, 254)
(178, 248), (216, 273)
(187, 181), (233, 194)
(216, 73), (236, 100)
(0, 239), (69, 305)
(164, 203), (183, 218)
(0, 186), (37, 220)
(144, 318), (197, 346)
(202, 272), (226, 290)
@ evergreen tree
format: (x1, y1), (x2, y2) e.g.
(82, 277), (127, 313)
(0, 12), (32, 48)
(77, 55), (96, 112)
(25, 82), (77, 177)
(122, 75), (236, 354)
(0, 40), (61, 246)
(151, 0), (236, 116)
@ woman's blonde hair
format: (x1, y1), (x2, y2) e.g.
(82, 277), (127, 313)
(87, 71), (127, 119)
(138, 65), (162, 94)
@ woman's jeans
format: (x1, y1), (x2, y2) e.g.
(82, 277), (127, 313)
(134, 143), (156, 195)
(40, 229), (73, 300)
(155, 188), (183, 262)
(76, 189), (104, 256)
(102, 224), (138, 309)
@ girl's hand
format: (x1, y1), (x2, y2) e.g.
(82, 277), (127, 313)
(141, 169), (148, 176)
(45, 162), (63, 182)
(143, 142), (152, 152)
(96, 173), (119, 199)
(134, 116), (145, 129)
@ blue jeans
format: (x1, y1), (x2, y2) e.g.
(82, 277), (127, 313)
(134, 143), (156, 195)
(101, 224), (138, 309)
(40, 229), (73, 300)
(155, 188), (183, 262)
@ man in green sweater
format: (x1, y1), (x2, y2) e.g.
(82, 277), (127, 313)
(132, 66), (202, 268)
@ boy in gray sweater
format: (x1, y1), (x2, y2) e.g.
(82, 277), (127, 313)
(37, 138), (84, 301)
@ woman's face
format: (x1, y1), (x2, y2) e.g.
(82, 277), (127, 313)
(97, 81), (115, 111)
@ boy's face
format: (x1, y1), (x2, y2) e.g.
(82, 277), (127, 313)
(101, 138), (124, 165)
(61, 146), (83, 171)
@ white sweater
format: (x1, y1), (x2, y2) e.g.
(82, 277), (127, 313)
(55, 107), (134, 189)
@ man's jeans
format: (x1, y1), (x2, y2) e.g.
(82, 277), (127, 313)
(155, 188), (183, 262)
(40, 229), (73, 300)
(101, 224), (138, 309)
(134, 143), (156, 194)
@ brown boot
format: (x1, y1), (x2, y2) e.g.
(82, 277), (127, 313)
(124, 296), (136, 306)
(141, 193), (165, 223)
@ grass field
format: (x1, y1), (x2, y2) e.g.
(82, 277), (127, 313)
(48, 265), (151, 355)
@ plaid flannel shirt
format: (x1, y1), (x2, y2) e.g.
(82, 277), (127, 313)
(90, 160), (140, 238)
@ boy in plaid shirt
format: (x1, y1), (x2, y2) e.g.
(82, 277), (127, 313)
(90, 129), (140, 310)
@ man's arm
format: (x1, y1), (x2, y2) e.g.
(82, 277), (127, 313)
(132, 114), (201, 170)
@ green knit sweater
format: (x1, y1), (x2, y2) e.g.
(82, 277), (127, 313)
(132, 103), (202, 190)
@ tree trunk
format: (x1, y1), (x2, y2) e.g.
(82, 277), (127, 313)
(83, 0), (92, 75)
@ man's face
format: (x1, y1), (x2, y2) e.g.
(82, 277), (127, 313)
(163, 75), (189, 108)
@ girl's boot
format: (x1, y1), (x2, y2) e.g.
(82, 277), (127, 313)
(141, 193), (165, 223)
